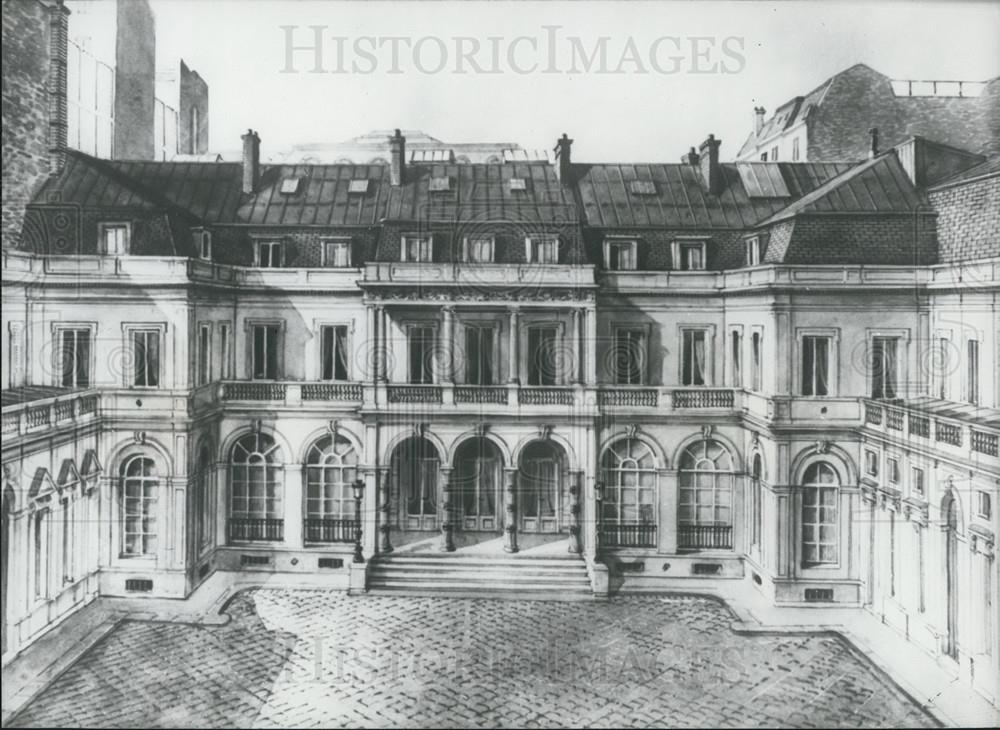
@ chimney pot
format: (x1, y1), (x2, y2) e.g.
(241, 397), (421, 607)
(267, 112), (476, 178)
(754, 106), (766, 136)
(241, 129), (261, 194)
(698, 135), (724, 195)
(554, 133), (573, 183)
(681, 146), (700, 166)
(389, 129), (405, 186)
(868, 127), (880, 159)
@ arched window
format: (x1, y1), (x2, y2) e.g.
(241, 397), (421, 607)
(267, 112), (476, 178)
(801, 461), (839, 566)
(121, 456), (158, 556)
(678, 439), (734, 549)
(305, 436), (359, 541)
(195, 446), (212, 551)
(600, 438), (657, 547)
(750, 453), (763, 549)
(229, 432), (284, 541)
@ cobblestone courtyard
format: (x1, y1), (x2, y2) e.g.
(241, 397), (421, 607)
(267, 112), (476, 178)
(9, 590), (936, 728)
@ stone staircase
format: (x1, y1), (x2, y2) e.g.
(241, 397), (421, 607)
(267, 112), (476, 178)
(364, 552), (594, 600)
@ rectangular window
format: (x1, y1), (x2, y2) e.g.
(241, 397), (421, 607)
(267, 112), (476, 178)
(322, 240), (351, 268)
(527, 327), (559, 386)
(131, 329), (160, 387)
(681, 329), (707, 386)
(978, 490), (993, 520)
(193, 229), (211, 260)
(760, 152), (768, 162)
(408, 325), (435, 384)
(614, 328), (645, 385)
(745, 237), (761, 267)
(792, 137), (800, 161)
(751, 331), (762, 391)
(771, 146), (779, 161)
(605, 240), (637, 271)
(887, 457), (900, 485)
(320, 325), (349, 381)
(911, 466), (925, 497)
(100, 223), (129, 255)
(801, 486), (837, 565)
(220, 323), (231, 379)
(730, 331), (741, 386)
(871, 336), (898, 399)
(402, 236), (432, 263)
(865, 449), (879, 477)
(197, 324), (211, 386)
(938, 337), (950, 399)
(61, 498), (72, 583)
(678, 243), (705, 271)
(527, 237), (559, 264)
(967, 339), (980, 405)
(801, 336), (830, 396)
(34, 510), (48, 599)
(251, 324), (280, 380)
(256, 240), (283, 268)
(465, 326), (496, 385)
(465, 237), (494, 263)
(59, 328), (91, 388)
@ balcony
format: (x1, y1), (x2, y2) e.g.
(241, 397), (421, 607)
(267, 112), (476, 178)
(362, 262), (596, 293)
(598, 388), (659, 407)
(228, 518), (284, 542)
(601, 522), (657, 549)
(219, 381), (363, 406)
(303, 518), (357, 543)
(387, 385), (443, 404)
(2, 387), (100, 441)
(677, 524), (733, 551)
(672, 389), (734, 409)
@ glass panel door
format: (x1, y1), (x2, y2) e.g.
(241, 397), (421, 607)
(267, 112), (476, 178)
(520, 457), (560, 533)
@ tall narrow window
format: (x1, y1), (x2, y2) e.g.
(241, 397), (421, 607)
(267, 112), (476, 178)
(730, 331), (741, 386)
(681, 329), (707, 386)
(465, 326), (495, 385)
(256, 240), (283, 268)
(801, 461), (839, 566)
(605, 240), (637, 271)
(132, 329), (160, 387)
(938, 337), (950, 399)
(527, 326), (559, 386)
(305, 436), (359, 531)
(61, 498), (72, 583)
(198, 324), (211, 386)
(100, 224), (129, 255)
(792, 137), (800, 161)
(678, 439), (735, 549)
(323, 240), (351, 268)
(252, 324), (280, 380)
(320, 325), (349, 381)
(59, 328), (91, 388)
(229, 432), (284, 541)
(121, 456), (158, 556)
(911, 466), (925, 497)
(220, 324), (231, 379)
(34, 510), (48, 599)
(613, 328), (645, 385)
(408, 325), (435, 384)
(871, 336), (898, 399)
(600, 438), (657, 544)
(751, 331), (762, 391)
(771, 146), (779, 161)
(801, 336), (830, 396)
(750, 454), (763, 549)
(967, 339), (980, 405)
(745, 238), (760, 267)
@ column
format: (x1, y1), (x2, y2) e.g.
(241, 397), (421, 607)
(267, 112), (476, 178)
(284, 465), (304, 548)
(571, 309), (583, 384)
(365, 303), (377, 382)
(568, 470), (582, 553)
(439, 466), (455, 552)
(507, 307), (519, 384)
(585, 304), (598, 384)
(378, 467), (392, 553)
(504, 467), (519, 553)
(441, 306), (454, 383)
(377, 305), (389, 382)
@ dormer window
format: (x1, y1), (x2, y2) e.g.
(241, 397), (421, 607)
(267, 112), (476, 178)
(256, 240), (284, 268)
(322, 238), (351, 268)
(429, 176), (451, 192)
(193, 228), (212, 260)
(280, 178), (301, 195)
(464, 236), (494, 263)
(526, 236), (559, 264)
(745, 236), (761, 267)
(604, 239), (637, 271)
(99, 223), (130, 255)
(672, 239), (707, 271)
(402, 235), (433, 263)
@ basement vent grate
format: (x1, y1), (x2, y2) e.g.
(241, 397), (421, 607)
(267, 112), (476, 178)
(692, 563), (722, 576)
(125, 578), (153, 593)
(241, 554), (271, 567)
(805, 588), (834, 602)
(619, 561), (645, 573)
(318, 557), (344, 569)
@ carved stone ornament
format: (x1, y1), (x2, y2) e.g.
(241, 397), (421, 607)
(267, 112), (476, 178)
(133, 431), (147, 444)
(702, 425), (714, 441)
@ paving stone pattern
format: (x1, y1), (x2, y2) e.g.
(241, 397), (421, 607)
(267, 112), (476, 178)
(9, 590), (936, 728)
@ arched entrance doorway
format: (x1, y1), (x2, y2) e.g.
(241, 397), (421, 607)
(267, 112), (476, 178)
(943, 492), (960, 659)
(453, 438), (503, 532)
(391, 437), (440, 531)
(519, 441), (566, 533)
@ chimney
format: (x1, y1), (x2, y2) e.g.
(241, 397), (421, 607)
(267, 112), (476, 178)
(47, 0), (70, 174)
(681, 146), (700, 166)
(241, 129), (260, 194)
(698, 134), (724, 195)
(554, 133), (573, 182)
(754, 107), (766, 136)
(389, 129), (405, 186)
(868, 127), (880, 159)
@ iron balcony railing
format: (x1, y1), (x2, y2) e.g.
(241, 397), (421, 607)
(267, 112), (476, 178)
(601, 522), (657, 548)
(677, 523), (733, 550)
(303, 518), (358, 543)
(228, 517), (284, 542)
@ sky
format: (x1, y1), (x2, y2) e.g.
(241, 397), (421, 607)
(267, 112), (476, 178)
(75, 0), (1000, 162)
